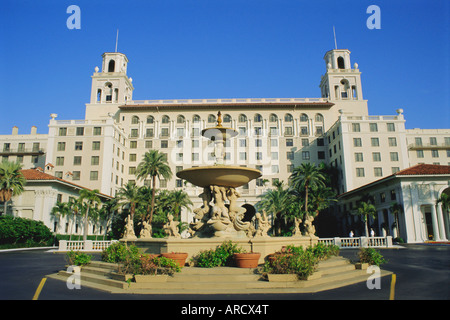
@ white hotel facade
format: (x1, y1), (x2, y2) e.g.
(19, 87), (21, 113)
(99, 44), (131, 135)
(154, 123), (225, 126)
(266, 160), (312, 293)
(1, 48), (449, 243)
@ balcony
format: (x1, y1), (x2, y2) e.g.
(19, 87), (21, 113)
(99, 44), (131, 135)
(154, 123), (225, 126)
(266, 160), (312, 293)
(408, 143), (450, 150)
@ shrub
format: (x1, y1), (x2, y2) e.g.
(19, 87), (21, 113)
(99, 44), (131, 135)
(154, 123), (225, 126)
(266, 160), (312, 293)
(136, 255), (181, 275)
(358, 248), (387, 266)
(263, 250), (318, 279)
(0, 216), (53, 246)
(101, 241), (140, 263)
(191, 240), (243, 268)
(66, 251), (93, 266)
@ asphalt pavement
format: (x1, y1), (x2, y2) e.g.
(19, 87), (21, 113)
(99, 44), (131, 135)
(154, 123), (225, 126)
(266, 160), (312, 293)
(0, 244), (448, 305)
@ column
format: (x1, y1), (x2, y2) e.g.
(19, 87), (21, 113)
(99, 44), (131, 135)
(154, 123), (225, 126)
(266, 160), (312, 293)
(436, 204), (448, 241)
(430, 204), (442, 241)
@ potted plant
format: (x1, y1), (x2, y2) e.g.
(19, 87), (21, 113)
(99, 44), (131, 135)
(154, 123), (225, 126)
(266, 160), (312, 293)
(161, 252), (189, 268)
(355, 247), (386, 269)
(233, 241), (261, 268)
(190, 240), (243, 268)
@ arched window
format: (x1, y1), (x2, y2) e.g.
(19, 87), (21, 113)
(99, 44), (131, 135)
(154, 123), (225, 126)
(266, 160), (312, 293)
(269, 114), (278, 122)
(162, 115), (170, 124)
(131, 116), (139, 124)
(223, 114), (232, 123)
(315, 113), (323, 122)
(300, 113), (308, 122)
(105, 82), (112, 102)
(108, 60), (115, 72)
(177, 115), (185, 124)
(192, 115), (201, 123)
(284, 113), (293, 122)
(96, 89), (102, 102)
(254, 114), (263, 123)
(147, 116), (154, 124)
(208, 114), (216, 123)
(239, 114), (247, 122)
(337, 57), (345, 69)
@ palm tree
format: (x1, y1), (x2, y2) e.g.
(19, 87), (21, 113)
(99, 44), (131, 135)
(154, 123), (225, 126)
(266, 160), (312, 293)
(290, 163), (326, 219)
(135, 150), (172, 224)
(78, 189), (101, 243)
(257, 182), (292, 235)
(51, 201), (70, 236)
(437, 193), (450, 214)
(0, 161), (26, 215)
(353, 201), (377, 237)
(308, 187), (337, 218)
(116, 182), (141, 221)
(67, 196), (83, 240)
(168, 190), (193, 221)
(389, 202), (403, 238)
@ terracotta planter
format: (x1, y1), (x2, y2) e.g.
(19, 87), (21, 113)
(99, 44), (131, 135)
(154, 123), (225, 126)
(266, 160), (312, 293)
(234, 252), (261, 268)
(161, 252), (188, 267)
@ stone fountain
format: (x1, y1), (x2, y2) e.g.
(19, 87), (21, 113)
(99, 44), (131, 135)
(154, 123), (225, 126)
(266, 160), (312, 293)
(125, 111), (318, 263)
(176, 111), (261, 238)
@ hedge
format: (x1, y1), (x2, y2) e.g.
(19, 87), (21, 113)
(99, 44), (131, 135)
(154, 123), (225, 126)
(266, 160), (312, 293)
(0, 216), (53, 246)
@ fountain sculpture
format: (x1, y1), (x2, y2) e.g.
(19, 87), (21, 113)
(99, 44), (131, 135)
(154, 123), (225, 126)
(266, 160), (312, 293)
(176, 111), (262, 238)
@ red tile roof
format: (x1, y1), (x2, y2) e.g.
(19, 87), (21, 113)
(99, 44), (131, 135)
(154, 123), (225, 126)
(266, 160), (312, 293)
(20, 169), (112, 199)
(394, 164), (450, 176)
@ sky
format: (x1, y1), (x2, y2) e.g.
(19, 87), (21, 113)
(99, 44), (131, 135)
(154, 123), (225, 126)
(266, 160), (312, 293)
(0, 0), (449, 135)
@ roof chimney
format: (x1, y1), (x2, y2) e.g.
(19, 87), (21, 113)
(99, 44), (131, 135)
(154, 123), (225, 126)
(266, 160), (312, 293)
(12, 126), (18, 135)
(30, 126), (37, 135)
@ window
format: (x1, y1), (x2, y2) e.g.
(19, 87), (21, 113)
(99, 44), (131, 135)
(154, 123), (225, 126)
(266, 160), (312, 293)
(147, 116), (154, 124)
(90, 171), (99, 181)
(59, 128), (67, 136)
(315, 126), (323, 136)
(177, 115), (185, 124)
(161, 128), (169, 137)
(270, 139), (278, 147)
(73, 156), (82, 165)
(254, 114), (262, 123)
(269, 114), (278, 122)
(352, 123), (360, 132)
(75, 127), (84, 136)
(415, 137), (423, 146)
(315, 113), (323, 122)
(91, 156), (99, 165)
(192, 153), (199, 161)
(176, 179), (183, 188)
(269, 127), (278, 136)
(300, 114), (308, 122)
(239, 152), (247, 161)
(318, 151), (325, 159)
(430, 137), (437, 145)
(208, 114), (216, 123)
(356, 168), (365, 177)
(129, 154), (137, 162)
(255, 152), (263, 160)
(128, 167), (136, 175)
(371, 138), (379, 147)
(176, 140), (183, 148)
(380, 192), (386, 203)
(353, 138), (362, 147)
(369, 123), (378, 132)
(416, 150), (424, 158)
(129, 141), (137, 149)
(162, 115), (170, 124)
(372, 152), (381, 162)
(177, 128), (185, 137)
(145, 141), (153, 149)
(238, 114), (247, 122)
(272, 165), (279, 174)
(239, 127), (247, 136)
(390, 190), (396, 201)
(255, 139), (262, 147)
(176, 153), (183, 161)
(131, 116), (139, 125)
(130, 129), (138, 137)
(337, 56), (345, 69)
(56, 157), (64, 166)
(254, 127), (262, 136)
(192, 128), (200, 137)
(432, 150), (439, 158)
(286, 139), (293, 147)
(284, 127), (293, 136)
(302, 151), (310, 160)
(146, 128), (154, 138)
(285, 114), (293, 122)
(192, 115), (200, 123)
(387, 123), (395, 132)
(93, 127), (102, 135)
(300, 127), (308, 136)
(161, 140), (168, 148)
(445, 137), (450, 146)
(374, 167), (383, 177)
(390, 152), (399, 161)
(287, 151), (294, 160)
(75, 142), (83, 151)
(388, 137), (397, 147)
(57, 142), (66, 151)
(392, 167), (400, 174)
(271, 152), (278, 160)
(92, 141), (101, 150)
(72, 171), (80, 181)
(355, 153), (364, 162)
(192, 140), (199, 148)
(317, 138), (324, 146)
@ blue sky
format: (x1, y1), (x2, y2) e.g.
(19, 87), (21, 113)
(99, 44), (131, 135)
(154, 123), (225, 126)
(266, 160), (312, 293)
(0, 0), (449, 134)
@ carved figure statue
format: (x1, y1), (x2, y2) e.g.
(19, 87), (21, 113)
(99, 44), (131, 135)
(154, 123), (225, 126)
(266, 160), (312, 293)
(226, 187), (250, 232)
(303, 215), (316, 236)
(292, 217), (302, 237)
(123, 214), (137, 240)
(254, 211), (270, 238)
(164, 214), (181, 238)
(190, 187), (212, 235)
(140, 220), (152, 239)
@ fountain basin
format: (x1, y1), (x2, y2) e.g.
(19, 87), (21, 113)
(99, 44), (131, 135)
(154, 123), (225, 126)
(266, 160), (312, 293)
(176, 165), (261, 188)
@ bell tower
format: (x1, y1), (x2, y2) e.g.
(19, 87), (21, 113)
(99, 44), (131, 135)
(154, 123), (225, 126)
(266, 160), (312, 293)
(85, 52), (134, 120)
(319, 49), (363, 101)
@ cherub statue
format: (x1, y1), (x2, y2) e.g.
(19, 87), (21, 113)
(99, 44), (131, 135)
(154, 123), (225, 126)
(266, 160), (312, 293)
(254, 211), (270, 238)
(140, 220), (152, 239)
(123, 214), (137, 240)
(292, 217), (302, 237)
(163, 214), (181, 238)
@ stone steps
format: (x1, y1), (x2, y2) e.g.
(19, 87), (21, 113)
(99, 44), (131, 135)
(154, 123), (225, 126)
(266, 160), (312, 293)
(47, 256), (392, 294)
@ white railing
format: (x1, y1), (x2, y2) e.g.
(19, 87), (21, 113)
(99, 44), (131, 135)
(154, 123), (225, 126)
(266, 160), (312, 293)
(318, 236), (393, 249)
(58, 240), (118, 252)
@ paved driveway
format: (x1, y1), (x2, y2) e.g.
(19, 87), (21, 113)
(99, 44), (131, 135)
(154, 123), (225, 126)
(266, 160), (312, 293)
(0, 244), (448, 301)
